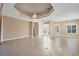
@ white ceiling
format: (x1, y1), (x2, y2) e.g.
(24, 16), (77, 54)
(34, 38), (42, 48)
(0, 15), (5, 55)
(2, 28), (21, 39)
(1, 3), (79, 22)
(47, 3), (79, 21)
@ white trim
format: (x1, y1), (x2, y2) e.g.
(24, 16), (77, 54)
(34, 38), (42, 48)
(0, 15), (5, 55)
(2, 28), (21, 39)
(3, 35), (29, 42)
(1, 17), (3, 43)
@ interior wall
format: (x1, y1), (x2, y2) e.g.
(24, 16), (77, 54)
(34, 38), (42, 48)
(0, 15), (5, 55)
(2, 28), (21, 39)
(29, 21), (32, 37)
(2, 15), (79, 41)
(49, 19), (79, 36)
(3, 16), (30, 41)
(0, 17), (1, 42)
(38, 21), (43, 36)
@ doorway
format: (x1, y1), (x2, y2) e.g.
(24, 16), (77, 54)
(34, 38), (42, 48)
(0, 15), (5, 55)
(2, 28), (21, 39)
(43, 23), (50, 36)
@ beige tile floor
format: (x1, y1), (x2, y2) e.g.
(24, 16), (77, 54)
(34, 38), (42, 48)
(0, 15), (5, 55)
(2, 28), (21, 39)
(0, 36), (79, 56)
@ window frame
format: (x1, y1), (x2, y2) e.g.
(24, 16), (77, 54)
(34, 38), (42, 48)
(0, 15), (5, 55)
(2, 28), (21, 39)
(66, 23), (78, 34)
(54, 24), (60, 34)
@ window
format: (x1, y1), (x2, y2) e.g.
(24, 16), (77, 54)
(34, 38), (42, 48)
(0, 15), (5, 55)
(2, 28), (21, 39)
(43, 24), (49, 35)
(54, 24), (60, 33)
(67, 24), (76, 33)
(55, 26), (59, 33)
(67, 25), (72, 33)
(72, 25), (76, 33)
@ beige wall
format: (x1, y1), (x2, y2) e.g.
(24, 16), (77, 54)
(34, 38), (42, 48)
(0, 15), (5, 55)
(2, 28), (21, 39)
(29, 21), (32, 36)
(2, 15), (79, 41)
(0, 17), (1, 42)
(39, 21), (44, 36)
(49, 19), (79, 36)
(3, 16), (30, 41)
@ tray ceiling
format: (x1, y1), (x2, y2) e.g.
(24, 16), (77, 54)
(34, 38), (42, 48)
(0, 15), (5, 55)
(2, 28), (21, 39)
(1, 3), (79, 22)
(15, 3), (54, 19)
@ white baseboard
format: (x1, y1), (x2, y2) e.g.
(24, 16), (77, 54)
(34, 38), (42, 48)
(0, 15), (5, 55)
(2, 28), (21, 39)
(3, 35), (29, 42)
(51, 35), (78, 37)
(40, 35), (78, 37)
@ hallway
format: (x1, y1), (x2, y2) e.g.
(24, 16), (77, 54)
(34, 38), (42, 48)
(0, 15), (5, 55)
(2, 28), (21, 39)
(0, 36), (79, 56)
